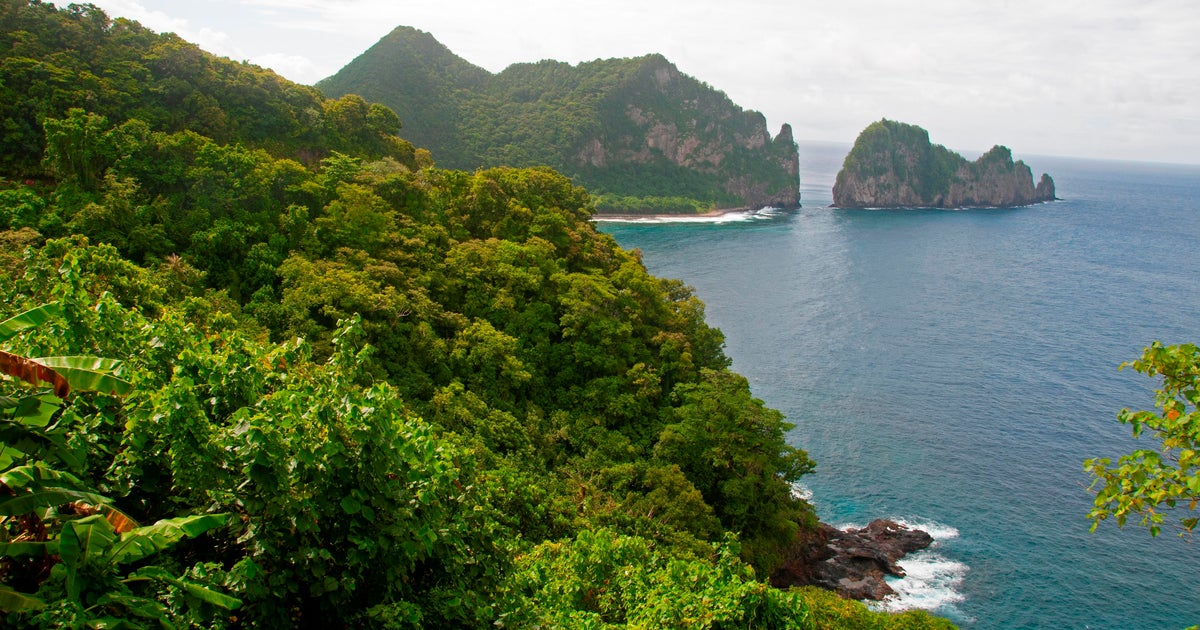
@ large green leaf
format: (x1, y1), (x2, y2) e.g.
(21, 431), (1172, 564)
(0, 303), (62, 343)
(3, 393), (62, 428)
(92, 591), (172, 625)
(60, 514), (118, 562)
(60, 515), (118, 600)
(129, 566), (243, 610)
(0, 540), (55, 557)
(34, 356), (132, 396)
(0, 488), (112, 516)
(0, 584), (46, 612)
(1, 462), (87, 491)
(107, 514), (230, 566)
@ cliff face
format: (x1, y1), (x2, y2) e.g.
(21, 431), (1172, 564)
(832, 119), (1055, 209)
(318, 29), (799, 210)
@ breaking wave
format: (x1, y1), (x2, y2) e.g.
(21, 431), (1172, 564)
(872, 518), (971, 623)
(592, 207), (786, 224)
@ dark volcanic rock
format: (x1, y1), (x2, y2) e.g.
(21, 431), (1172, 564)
(771, 519), (934, 601)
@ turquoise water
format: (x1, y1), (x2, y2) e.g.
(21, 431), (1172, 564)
(599, 143), (1200, 629)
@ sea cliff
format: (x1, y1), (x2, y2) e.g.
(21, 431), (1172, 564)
(317, 27), (799, 212)
(833, 119), (1055, 209)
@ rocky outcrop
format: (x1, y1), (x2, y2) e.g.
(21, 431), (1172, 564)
(771, 519), (934, 600)
(832, 119), (1056, 209)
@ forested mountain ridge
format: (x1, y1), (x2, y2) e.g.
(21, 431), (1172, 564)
(317, 26), (800, 213)
(0, 2), (954, 627)
(0, 0), (418, 176)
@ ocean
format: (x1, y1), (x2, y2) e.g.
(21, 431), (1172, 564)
(598, 142), (1200, 629)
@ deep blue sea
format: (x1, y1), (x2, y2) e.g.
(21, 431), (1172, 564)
(598, 142), (1200, 629)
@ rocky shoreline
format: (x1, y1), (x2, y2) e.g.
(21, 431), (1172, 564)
(771, 519), (934, 601)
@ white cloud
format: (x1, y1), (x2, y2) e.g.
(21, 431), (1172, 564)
(82, 0), (1200, 163)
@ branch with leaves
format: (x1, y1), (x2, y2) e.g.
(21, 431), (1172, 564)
(1086, 342), (1200, 537)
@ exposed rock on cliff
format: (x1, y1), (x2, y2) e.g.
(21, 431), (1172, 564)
(318, 28), (799, 211)
(771, 519), (934, 600)
(832, 119), (1056, 209)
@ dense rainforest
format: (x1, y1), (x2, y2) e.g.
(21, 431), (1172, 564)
(0, 2), (954, 628)
(317, 27), (800, 214)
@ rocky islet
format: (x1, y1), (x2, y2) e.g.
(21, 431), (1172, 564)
(832, 119), (1056, 209)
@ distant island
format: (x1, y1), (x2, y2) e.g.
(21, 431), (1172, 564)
(317, 27), (799, 214)
(832, 119), (1056, 209)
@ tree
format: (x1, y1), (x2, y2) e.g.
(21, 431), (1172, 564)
(1086, 342), (1200, 537)
(654, 369), (816, 574)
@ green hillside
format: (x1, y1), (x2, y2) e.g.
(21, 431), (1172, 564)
(317, 27), (800, 213)
(0, 3), (953, 628)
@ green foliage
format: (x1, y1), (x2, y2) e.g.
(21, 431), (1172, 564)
(1086, 342), (1200, 537)
(0, 0), (412, 175)
(836, 119), (966, 204)
(498, 528), (806, 629)
(0, 303), (240, 628)
(656, 369), (817, 574)
(789, 586), (958, 630)
(592, 193), (710, 214)
(0, 8), (957, 627)
(318, 30), (796, 210)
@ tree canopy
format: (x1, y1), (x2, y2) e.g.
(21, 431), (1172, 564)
(317, 27), (799, 212)
(0, 3), (955, 627)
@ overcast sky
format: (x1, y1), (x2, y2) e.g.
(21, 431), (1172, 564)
(84, 0), (1200, 165)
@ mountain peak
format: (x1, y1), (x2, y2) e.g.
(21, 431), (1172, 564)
(318, 27), (798, 211)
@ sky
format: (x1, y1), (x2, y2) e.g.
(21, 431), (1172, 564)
(83, 0), (1200, 165)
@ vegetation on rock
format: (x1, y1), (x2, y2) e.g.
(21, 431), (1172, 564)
(833, 119), (1055, 209)
(317, 27), (800, 213)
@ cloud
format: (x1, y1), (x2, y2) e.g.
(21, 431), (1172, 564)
(82, 0), (1200, 163)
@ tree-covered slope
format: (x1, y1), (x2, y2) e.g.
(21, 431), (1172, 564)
(0, 0), (416, 176)
(317, 27), (800, 213)
(832, 119), (1055, 208)
(0, 4), (955, 628)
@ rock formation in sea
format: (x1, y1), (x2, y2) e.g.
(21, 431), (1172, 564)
(770, 519), (934, 600)
(832, 119), (1056, 209)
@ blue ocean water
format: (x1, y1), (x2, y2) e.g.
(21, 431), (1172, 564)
(599, 143), (1200, 629)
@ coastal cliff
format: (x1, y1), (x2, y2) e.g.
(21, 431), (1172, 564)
(317, 27), (799, 212)
(832, 119), (1055, 209)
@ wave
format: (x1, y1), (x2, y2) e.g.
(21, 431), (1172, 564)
(892, 517), (960, 542)
(790, 481), (814, 502)
(877, 550), (970, 618)
(592, 207), (786, 224)
(862, 518), (972, 623)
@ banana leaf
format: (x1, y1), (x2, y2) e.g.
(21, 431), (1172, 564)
(0, 584), (46, 612)
(0, 303), (62, 343)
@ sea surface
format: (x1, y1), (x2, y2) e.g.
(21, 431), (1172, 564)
(598, 142), (1200, 629)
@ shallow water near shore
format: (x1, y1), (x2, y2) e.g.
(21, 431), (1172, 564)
(600, 143), (1200, 629)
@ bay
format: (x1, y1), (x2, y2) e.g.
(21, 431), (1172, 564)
(599, 142), (1200, 629)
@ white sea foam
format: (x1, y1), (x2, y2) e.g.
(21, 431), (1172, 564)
(790, 482), (814, 502)
(876, 549), (970, 616)
(892, 517), (960, 542)
(853, 517), (972, 622)
(592, 207), (785, 224)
